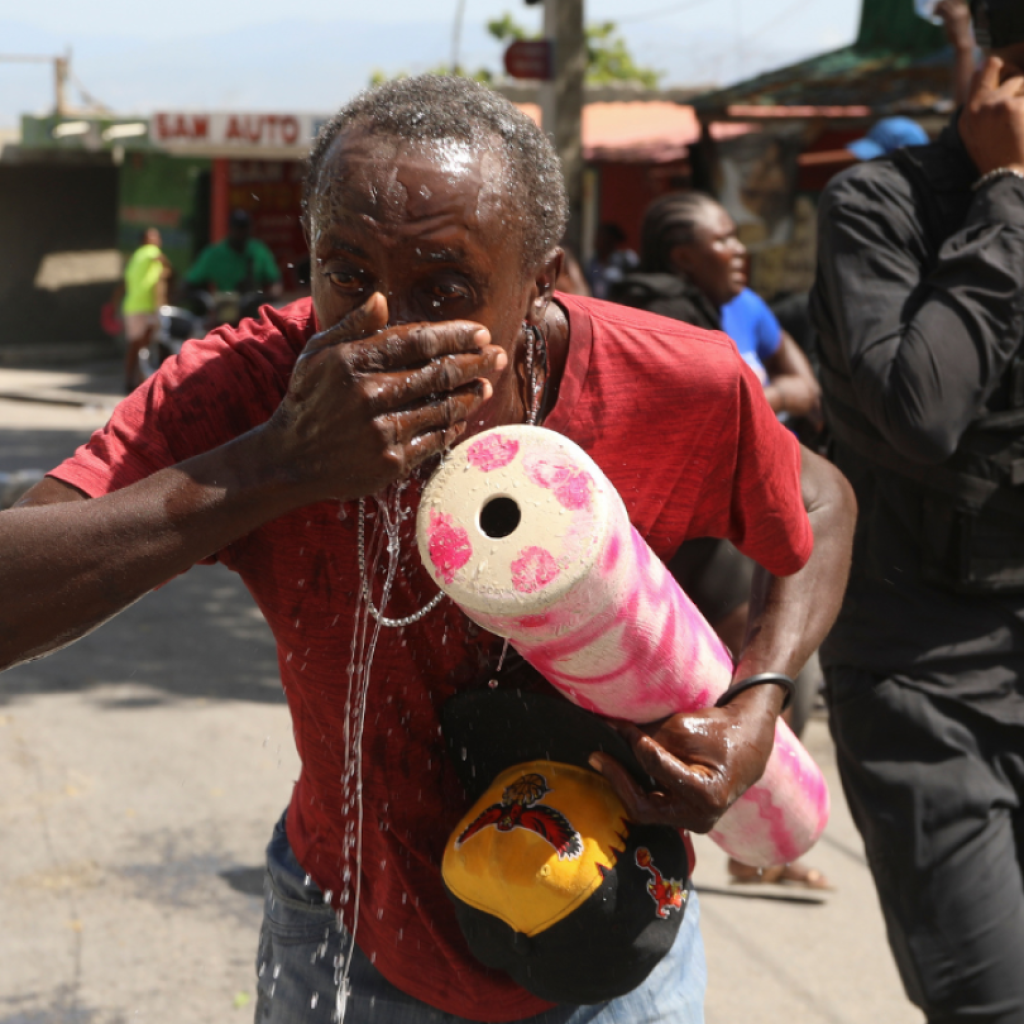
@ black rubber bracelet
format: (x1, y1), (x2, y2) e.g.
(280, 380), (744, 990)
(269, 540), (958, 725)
(714, 672), (796, 712)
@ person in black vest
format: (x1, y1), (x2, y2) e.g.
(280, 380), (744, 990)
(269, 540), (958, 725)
(811, 2), (1024, 1019)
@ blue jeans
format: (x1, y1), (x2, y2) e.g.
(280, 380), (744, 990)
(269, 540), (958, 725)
(255, 814), (706, 1024)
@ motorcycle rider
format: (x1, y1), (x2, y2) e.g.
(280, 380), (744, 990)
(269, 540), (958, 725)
(183, 209), (283, 307)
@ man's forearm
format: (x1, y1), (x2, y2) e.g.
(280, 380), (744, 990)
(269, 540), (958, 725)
(0, 426), (299, 671)
(733, 447), (856, 686)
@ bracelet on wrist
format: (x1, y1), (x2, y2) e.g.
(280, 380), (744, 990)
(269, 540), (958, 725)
(971, 167), (1024, 192)
(714, 672), (796, 712)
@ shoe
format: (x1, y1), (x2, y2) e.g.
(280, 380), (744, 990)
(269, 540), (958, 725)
(727, 857), (832, 890)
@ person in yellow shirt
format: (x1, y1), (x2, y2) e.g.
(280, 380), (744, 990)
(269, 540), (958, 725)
(122, 228), (171, 392)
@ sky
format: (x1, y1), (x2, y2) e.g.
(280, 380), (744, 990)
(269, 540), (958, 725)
(0, 0), (864, 128)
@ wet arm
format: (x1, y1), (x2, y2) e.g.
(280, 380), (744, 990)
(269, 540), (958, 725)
(0, 430), (304, 671)
(593, 446), (856, 831)
(731, 445), (855, 700)
(0, 294), (504, 671)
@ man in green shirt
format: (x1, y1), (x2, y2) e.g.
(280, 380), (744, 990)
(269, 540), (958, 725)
(122, 228), (171, 392)
(184, 209), (283, 297)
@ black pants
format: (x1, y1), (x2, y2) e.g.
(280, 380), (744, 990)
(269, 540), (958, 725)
(826, 667), (1024, 1024)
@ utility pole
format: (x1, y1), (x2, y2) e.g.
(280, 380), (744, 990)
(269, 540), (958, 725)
(538, 0), (585, 254)
(54, 52), (70, 116)
(451, 0), (467, 76)
(0, 52), (72, 116)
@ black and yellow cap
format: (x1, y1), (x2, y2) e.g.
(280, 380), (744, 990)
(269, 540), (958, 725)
(441, 690), (690, 1005)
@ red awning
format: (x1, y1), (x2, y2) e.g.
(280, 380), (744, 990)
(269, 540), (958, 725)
(517, 101), (754, 164)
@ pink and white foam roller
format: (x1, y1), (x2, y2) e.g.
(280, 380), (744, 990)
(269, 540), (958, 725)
(415, 425), (828, 867)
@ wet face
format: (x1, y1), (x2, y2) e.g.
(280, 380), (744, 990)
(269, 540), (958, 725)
(670, 203), (747, 309)
(306, 127), (552, 432)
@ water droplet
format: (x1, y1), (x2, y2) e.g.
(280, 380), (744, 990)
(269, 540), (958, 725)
(311, 992), (320, 1009)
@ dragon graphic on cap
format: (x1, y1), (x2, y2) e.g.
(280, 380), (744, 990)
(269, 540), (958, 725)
(635, 847), (686, 918)
(454, 772), (584, 860)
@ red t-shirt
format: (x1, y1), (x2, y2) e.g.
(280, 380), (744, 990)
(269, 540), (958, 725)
(52, 294), (812, 1020)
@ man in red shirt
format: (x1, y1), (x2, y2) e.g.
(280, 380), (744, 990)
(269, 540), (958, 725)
(0, 77), (855, 1023)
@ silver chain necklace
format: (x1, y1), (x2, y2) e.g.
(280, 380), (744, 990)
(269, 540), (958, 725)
(357, 323), (546, 628)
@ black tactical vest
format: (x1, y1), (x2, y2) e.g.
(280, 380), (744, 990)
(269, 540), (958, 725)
(824, 142), (1024, 595)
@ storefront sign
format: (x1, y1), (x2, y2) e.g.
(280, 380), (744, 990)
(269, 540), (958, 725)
(152, 112), (326, 150)
(504, 40), (552, 80)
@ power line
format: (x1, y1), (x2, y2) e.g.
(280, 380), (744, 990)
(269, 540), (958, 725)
(616, 0), (717, 26)
(740, 0), (819, 43)
(641, 0), (825, 85)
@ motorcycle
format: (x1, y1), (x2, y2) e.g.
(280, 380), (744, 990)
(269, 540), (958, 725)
(137, 290), (273, 381)
(136, 304), (206, 380)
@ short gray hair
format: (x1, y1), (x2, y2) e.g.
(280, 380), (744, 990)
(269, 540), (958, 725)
(304, 75), (568, 270)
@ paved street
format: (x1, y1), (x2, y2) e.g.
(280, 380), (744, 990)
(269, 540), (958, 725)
(0, 361), (919, 1024)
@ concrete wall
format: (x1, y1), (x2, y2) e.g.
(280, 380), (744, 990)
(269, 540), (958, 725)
(0, 157), (119, 349)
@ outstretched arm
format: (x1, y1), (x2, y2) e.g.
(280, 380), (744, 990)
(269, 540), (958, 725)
(0, 293), (505, 671)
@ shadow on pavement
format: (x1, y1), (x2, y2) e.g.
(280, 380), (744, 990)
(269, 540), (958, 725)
(221, 865), (267, 898)
(0, 428), (96, 475)
(696, 884), (827, 906)
(56, 359), (123, 398)
(1, 563), (284, 707)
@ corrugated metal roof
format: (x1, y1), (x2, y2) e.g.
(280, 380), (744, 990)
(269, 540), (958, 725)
(692, 0), (954, 121)
(692, 45), (954, 121)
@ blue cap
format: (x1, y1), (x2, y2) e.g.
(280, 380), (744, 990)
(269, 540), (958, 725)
(847, 117), (929, 160)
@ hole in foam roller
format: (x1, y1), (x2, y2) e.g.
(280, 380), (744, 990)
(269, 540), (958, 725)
(479, 496), (521, 539)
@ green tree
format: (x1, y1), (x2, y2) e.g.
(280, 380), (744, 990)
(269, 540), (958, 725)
(487, 14), (662, 87)
(369, 65), (492, 87)
(584, 21), (661, 89)
(371, 13), (662, 88)
(485, 13), (533, 44)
